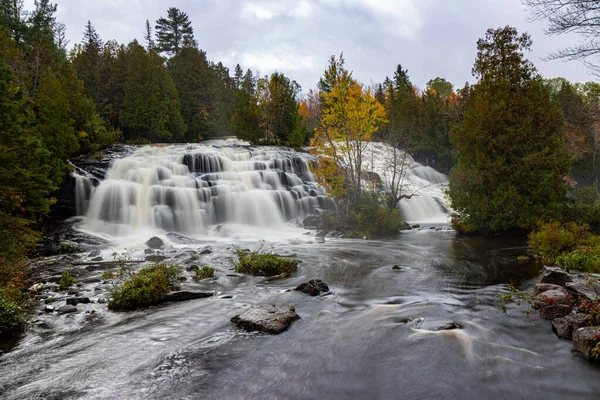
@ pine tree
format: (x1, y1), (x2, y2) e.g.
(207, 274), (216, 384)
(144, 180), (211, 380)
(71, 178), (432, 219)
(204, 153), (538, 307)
(144, 19), (154, 51)
(155, 7), (195, 56)
(169, 47), (214, 141)
(449, 26), (570, 233)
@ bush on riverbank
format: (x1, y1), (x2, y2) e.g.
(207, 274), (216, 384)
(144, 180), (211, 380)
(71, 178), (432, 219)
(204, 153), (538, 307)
(108, 264), (183, 311)
(233, 249), (298, 277)
(319, 194), (408, 238)
(529, 222), (600, 272)
(0, 260), (31, 335)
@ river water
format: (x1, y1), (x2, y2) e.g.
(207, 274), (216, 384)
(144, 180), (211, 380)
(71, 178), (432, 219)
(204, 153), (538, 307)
(1, 141), (599, 399)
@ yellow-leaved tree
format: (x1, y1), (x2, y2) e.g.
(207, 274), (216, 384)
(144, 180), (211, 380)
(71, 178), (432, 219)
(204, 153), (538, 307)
(311, 55), (387, 208)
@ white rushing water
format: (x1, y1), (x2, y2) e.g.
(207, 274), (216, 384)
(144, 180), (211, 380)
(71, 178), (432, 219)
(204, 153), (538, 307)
(76, 140), (451, 243)
(78, 139), (334, 239)
(362, 141), (452, 225)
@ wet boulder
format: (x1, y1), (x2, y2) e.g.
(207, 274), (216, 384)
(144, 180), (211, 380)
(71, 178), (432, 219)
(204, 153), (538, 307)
(66, 297), (79, 306)
(534, 283), (565, 295)
(552, 313), (593, 340)
(573, 326), (600, 359)
(57, 305), (78, 315)
(565, 277), (600, 302)
(295, 279), (329, 296)
(166, 232), (201, 245)
(160, 291), (213, 302)
(199, 246), (213, 255)
(145, 236), (164, 249)
(302, 215), (322, 229)
(534, 289), (572, 319)
(539, 266), (571, 287)
(145, 255), (167, 263)
(231, 304), (300, 334)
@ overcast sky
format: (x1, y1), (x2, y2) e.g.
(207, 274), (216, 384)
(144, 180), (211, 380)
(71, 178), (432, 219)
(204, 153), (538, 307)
(26, 0), (595, 92)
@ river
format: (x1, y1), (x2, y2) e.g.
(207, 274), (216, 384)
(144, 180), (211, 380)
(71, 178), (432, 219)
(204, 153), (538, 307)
(0, 141), (598, 399)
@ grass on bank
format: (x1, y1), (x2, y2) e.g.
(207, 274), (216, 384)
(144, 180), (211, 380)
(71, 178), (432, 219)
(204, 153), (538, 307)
(108, 263), (183, 311)
(233, 248), (298, 277)
(191, 265), (215, 280)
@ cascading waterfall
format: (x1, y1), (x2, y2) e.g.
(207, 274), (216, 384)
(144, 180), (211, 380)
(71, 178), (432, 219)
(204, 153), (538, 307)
(362, 141), (452, 225)
(79, 140), (334, 236)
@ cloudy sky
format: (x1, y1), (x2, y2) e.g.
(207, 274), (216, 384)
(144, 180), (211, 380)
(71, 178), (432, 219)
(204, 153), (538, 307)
(26, 0), (594, 92)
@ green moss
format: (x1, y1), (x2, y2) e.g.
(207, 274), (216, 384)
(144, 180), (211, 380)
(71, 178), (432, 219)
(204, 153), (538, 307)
(100, 270), (116, 280)
(59, 269), (75, 291)
(233, 249), (298, 276)
(192, 265), (215, 280)
(108, 263), (182, 311)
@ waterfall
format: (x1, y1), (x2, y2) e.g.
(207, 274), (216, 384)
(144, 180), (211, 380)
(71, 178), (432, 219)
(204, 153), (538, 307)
(362, 142), (452, 225)
(73, 169), (94, 216)
(79, 140), (334, 236)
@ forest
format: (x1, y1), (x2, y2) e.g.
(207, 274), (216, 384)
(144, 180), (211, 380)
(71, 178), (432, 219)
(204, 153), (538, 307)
(2, 0), (600, 335)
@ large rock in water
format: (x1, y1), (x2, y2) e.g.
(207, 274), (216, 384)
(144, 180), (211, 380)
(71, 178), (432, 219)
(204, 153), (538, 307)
(166, 232), (201, 245)
(145, 236), (164, 249)
(231, 304), (300, 334)
(534, 289), (572, 319)
(566, 277), (600, 302)
(161, 291), (213, 302)
(539, 266), (571, 287)
(573, 326), (600, 359)
(552, 313), (593, 339)
(295, 279), (329, 296)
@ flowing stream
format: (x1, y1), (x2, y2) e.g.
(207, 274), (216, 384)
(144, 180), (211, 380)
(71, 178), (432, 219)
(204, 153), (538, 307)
(1, 140), (599, 399)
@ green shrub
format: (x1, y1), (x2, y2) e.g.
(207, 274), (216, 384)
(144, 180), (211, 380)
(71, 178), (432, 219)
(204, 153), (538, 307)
(556, 248), (600, 273)
(100, 270), (116, 280)
(566, 185), (600, 227)
(0, 290), (30, 334)
(108, 263), (182, 311)
(0, 259), (31, 335)
(59, 269), (75, 290)
(320, 194), (408, 238)
(233, 249), (298, 276)
(528, 222), (595, 263)
(192, 265), (215, 280)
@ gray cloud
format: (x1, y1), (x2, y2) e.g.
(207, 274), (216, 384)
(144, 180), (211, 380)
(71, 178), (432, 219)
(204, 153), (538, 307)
(26, 0), (594, 92)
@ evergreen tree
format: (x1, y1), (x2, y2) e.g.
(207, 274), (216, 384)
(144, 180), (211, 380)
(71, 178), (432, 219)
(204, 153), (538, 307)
(121, 41), (186, 142)
(34, 68), (79, 185)
(264, 72), (301, 144)
(155, 7), (195, 56)
(25, 0), (59, 90)
(449, 26), (570, 233)
(0, 0), (27, 42)
(73, 21), (102, 107)
(144, 19), (154, 51)
(169, 47), (214, 140)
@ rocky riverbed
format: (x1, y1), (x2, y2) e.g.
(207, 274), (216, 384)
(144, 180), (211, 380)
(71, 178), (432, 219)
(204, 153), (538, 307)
(528, 266), (600, 360)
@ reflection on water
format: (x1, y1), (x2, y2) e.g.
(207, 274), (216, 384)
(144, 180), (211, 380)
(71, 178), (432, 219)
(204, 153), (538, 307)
(1, 230), (599, 400)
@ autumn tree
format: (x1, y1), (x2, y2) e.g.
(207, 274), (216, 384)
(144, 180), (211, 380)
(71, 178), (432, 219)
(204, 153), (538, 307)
(312, 55), (387, 207)
(155, 7), (195, 56)
(449, 26), (570, 233)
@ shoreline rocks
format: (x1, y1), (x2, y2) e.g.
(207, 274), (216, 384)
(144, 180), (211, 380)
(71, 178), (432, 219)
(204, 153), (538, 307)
(532, 266), (600, 360)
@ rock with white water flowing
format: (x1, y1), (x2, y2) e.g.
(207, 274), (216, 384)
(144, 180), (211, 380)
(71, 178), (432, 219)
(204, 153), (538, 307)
(231, 304), (300, 334)
(78, 140), (335, 236)
(295, 279), (329, 296)
(160, 291), (214, 302)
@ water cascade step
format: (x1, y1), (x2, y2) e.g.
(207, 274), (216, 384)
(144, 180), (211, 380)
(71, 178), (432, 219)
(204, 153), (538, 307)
(79, 140), (335, 236)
